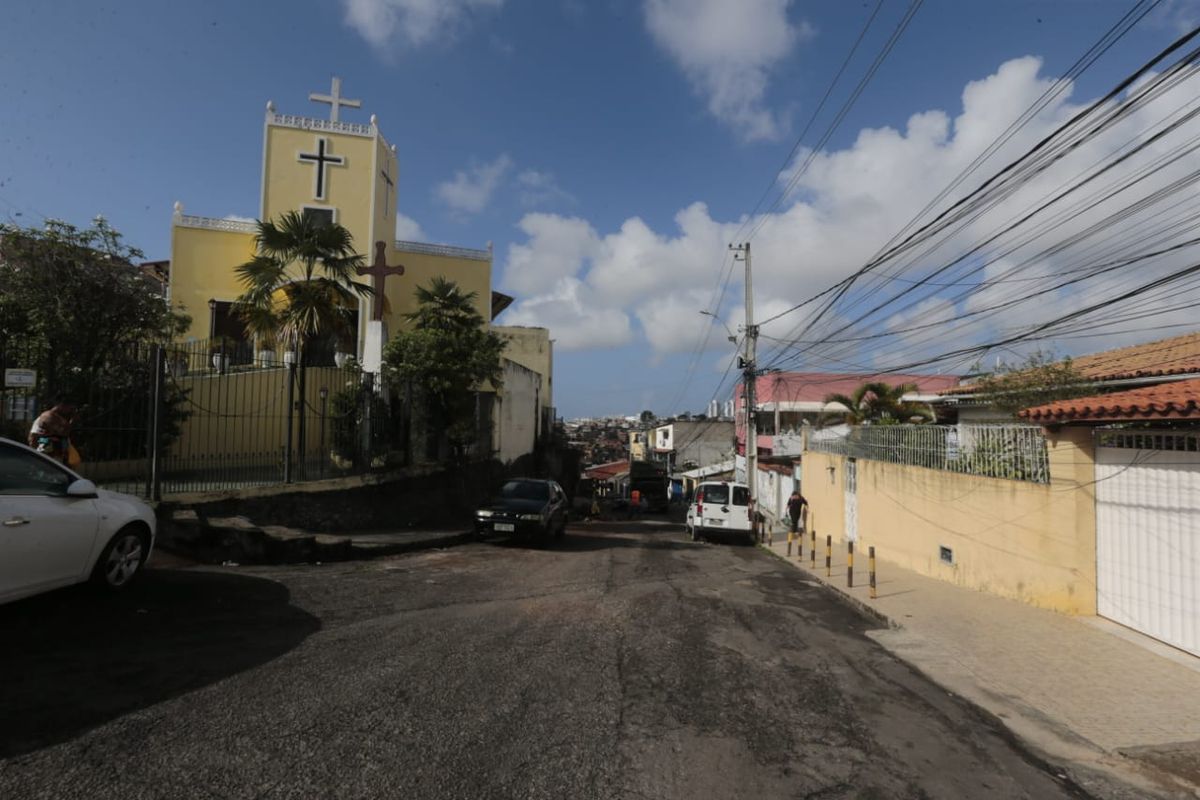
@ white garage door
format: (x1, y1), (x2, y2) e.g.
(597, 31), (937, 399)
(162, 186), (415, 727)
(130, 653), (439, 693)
(1096, 431), (1200, 657)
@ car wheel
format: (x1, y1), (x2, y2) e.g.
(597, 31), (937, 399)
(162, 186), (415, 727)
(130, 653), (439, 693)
(91, 525), (148, 590)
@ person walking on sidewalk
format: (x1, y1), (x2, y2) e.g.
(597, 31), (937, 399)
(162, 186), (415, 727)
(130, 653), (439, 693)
(787, 489), (808, 535)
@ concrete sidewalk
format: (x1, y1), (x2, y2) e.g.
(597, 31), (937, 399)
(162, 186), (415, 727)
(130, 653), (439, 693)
(759, 533), (1200, 798)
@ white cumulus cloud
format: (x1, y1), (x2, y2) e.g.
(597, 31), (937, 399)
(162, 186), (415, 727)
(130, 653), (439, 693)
(501, 55), (1200, 374)
(340, 0), (503, 49)
(502, 278), (634, 351)
(394, 212), (426, 241)
(643, 0), (810, 142)
(516, 169), (575, 208)
(435, 154), (513, 216)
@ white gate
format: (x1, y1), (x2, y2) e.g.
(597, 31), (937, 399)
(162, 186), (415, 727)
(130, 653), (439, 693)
(1096, 431), (1200, 657)
(844, 458), (858, 542)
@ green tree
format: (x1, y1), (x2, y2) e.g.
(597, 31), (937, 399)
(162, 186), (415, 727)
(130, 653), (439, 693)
(382, 278), (505, 460)
(0, 217), (189, 386)
(0, 217), (191, 453)
(968, 350), (1095, 417)
(233, 211), (370, 357)
(820, 381), (935, 426)
(640, 409), (656, 424)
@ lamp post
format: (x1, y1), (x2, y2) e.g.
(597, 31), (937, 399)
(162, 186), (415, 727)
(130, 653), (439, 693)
(318, 386), (329, 478)
(207, 298), (225, 374)
(699, 310), (738, 345)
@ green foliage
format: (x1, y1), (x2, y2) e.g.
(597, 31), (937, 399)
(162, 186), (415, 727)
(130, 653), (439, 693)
(968, 350), (1095, 417)
(0, 217), (190, 393)
(233, 211), (369, 352)
(0, 218), (192, 458)
(820, 381), (934, 427)
(383, 278), (505, 458)
(640, 409), (656, 424)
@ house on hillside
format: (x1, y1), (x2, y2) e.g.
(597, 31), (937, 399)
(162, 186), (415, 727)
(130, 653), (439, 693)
(649, 418), (734, 472)
(800, 331), (1200, 658)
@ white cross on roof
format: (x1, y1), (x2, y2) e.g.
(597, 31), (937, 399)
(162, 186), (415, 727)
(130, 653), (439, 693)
(308, 77), (361, 123)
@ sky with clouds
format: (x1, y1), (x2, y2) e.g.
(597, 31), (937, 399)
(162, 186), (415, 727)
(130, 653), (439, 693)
(2, 0), (1199, 418)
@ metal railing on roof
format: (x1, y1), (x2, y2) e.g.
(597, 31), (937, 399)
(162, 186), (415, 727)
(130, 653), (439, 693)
(807, 423), (1050, 483)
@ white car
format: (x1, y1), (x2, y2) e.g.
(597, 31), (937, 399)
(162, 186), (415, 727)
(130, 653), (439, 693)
(685, 480), (753, 543)
(0, 437), (156, 605)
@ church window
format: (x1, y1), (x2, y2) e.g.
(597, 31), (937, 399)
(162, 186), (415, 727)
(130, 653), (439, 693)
(302, 206), (336, 228)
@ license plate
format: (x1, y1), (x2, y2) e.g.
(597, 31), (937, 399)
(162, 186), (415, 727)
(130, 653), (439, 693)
(494, 522), (515, 532)
(706, 518), (723, 526)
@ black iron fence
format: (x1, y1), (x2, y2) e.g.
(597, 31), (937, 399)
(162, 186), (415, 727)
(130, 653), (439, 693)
(1, 338), (434, 498)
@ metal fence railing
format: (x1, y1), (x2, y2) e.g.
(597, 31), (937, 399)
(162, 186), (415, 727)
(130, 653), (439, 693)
(807, 424), (1051, 484)
(2, 338), (417, 498)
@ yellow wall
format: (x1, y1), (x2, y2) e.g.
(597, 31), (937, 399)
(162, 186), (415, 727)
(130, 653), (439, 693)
(261, 126), (376, 249)
(801, 427), (1097, 615)
(386, 248), (492, 327)
(170, 366), (351, 461)
(169, 225), (257, 340)
(494, 325), (553, 409)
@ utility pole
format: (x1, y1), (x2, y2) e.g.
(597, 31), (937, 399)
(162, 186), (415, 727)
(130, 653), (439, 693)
(730, 242), (758, 519)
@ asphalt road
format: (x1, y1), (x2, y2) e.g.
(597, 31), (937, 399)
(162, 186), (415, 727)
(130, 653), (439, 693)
(0, 521), (1092, 799)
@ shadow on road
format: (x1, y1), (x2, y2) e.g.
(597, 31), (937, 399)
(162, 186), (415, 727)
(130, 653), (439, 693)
(0, 568), (321, 759)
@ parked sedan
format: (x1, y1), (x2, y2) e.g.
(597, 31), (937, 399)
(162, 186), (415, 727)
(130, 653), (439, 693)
(0, 437), (157, 605)
(475, 478), (568, 545)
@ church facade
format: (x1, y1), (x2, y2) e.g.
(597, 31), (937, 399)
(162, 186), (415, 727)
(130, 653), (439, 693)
(165, 79), (552, 464)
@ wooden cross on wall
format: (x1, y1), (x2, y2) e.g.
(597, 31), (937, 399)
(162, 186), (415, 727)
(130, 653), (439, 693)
(357, 241), (405, 321)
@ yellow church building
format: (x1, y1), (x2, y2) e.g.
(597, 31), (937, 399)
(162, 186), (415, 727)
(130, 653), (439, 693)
(165, 78), (553, 464)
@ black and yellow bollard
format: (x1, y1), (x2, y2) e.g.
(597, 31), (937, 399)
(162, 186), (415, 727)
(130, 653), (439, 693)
(767, 520), (774, 547)
(797, 528), (803, 560)
(786, 530), (793, 557)
(869, 546), (877, 599)
(810, 529), (816, 567)
(825, 534), (831, 577)
(847, 540), (854, 588)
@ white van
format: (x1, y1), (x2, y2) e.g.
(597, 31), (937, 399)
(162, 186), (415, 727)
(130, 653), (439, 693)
(685, 481), (752, 543)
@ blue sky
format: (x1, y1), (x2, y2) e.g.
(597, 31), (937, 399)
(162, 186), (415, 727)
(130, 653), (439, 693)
(3, 1), (1198, 418)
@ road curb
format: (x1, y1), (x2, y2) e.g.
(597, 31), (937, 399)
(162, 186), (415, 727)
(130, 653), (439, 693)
(157, 510), (474, 565)
(757, 542), (899, 629)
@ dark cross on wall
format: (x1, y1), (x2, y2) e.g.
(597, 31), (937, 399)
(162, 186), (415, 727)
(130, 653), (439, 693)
(381, 163), (394, 216)
(297, 137), (345, 201)
(357, 241), (405, 321)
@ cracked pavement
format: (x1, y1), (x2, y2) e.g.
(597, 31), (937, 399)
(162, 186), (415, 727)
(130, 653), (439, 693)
(0, 522), (1104, 799)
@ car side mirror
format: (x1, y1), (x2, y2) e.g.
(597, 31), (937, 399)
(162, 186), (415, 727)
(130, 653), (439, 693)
(66, 478), (98, 498)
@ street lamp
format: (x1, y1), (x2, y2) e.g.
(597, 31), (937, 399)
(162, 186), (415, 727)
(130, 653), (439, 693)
(698, 310), (738, 344)
(207, 298), (226, 374)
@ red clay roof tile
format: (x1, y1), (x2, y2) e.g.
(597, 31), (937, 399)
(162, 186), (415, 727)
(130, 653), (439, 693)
(1020, 377), (1200, 423)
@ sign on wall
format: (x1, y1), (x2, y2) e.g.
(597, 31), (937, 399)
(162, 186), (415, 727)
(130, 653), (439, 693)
(3, 368), (36, 389)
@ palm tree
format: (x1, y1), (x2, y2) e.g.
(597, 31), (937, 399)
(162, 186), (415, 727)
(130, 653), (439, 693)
(234, 211), (370, 479)
(404, 276), (483, 331)
(820, 381), (934, 426)
(233, 210), (370, 359)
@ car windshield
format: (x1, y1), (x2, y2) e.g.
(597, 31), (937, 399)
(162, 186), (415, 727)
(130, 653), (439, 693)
(500, 480), (549, 501)
(700, 484), (729, 504)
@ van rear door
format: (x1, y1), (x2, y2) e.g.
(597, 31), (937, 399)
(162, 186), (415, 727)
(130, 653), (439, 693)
(698, 482), (731, 530)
